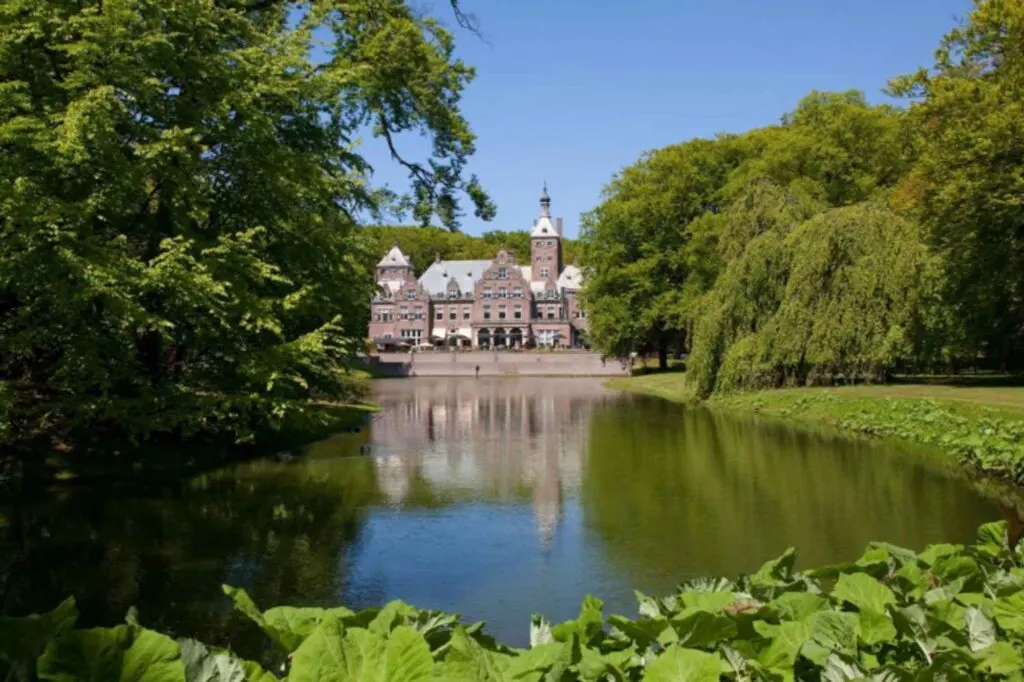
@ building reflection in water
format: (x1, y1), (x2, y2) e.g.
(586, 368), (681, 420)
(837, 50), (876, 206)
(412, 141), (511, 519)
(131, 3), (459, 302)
(367, 378), (614, 549)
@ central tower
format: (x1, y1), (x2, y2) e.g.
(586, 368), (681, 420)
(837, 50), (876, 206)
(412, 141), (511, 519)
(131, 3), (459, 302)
(530, 183), (563, 286)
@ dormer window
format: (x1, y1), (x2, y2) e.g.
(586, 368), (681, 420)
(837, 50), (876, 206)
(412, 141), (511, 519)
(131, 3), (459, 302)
(497, 267), (508, 279)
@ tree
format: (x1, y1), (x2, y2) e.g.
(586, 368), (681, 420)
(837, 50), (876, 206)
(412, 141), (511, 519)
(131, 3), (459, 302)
(579, 136), (743, 367)
(687, 191), (941, 398)
(0, 0), (492, 449)
(889, 0), (1024, 370)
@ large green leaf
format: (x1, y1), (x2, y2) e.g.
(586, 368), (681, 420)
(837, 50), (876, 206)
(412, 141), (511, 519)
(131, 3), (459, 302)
(382, 626), (434, 682)
(641, 646), (723, 682)
(856, 608), (897, 646)
(992, 590), (1024, 635)
(37, 625), (184, 682)
(754, 618), (813, 670)
(606, 615), (670, 648)
(963, 606), (995, 652)
(0, 597), (78, 682)
(222, 585), (349, 654)
(820, 653), (868, 682)
(751, 547), (798, 585)
(975, 641), (1023, 675)
(287, 616), (369, 682)
(766, 592), (829, 621)
(178, 639), (276, 682)
(437, 628), (513, 682)
(669, 610), (737, 649)
(505, 643), (564, 679)
(808, 611), (859, 659)
(831, 573), (896, 614)
(678, 591), (736, 613)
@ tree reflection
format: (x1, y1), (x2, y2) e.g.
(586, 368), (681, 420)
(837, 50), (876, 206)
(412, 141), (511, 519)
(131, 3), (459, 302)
(0, 434), (379, 657)
(581, 397), (999, 581)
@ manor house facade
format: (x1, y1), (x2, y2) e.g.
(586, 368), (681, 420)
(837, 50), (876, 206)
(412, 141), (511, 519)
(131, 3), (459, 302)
(369, 187), (588, 349)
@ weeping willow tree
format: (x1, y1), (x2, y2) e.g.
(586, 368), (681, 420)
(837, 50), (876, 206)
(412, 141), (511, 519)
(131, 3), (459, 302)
(688, 186), (942, 398)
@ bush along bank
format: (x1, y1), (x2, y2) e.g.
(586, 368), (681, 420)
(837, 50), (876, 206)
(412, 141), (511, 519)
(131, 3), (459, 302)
(4, 522), (1024, 680)
(710, 391), (1024, 486)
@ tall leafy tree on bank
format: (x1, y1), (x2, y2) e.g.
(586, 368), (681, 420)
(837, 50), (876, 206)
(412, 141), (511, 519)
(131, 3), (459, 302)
(0, 0), (492, 447)
(580, 92), (910, 369)
(889, 0), (1024, 370)
(579, 137), (742, 367)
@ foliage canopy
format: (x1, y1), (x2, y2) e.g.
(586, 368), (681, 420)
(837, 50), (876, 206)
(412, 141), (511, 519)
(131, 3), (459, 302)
(0, 0), (491, 447)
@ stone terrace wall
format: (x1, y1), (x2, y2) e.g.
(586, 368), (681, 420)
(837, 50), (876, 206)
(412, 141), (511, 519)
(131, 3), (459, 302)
(367, 351), (630, 377)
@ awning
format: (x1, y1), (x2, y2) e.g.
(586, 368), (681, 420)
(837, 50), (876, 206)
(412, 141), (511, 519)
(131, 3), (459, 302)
(431, 329), (446, 339)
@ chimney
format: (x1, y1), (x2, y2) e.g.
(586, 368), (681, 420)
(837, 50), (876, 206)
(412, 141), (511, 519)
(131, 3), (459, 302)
(435, 251), (442, 263)
(556, 217), (563, 236)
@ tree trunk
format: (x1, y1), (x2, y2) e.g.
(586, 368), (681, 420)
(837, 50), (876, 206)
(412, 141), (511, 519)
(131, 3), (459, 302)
(658, 334), (668, 371)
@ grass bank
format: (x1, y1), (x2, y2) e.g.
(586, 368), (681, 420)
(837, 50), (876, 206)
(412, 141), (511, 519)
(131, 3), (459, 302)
(607, 372), (1024, 485)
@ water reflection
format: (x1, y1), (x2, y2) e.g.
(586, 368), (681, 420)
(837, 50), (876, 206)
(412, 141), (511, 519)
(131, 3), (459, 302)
(0, 378), (1003, 649)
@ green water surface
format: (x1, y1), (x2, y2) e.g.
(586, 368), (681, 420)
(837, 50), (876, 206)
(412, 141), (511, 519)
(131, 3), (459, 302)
(0, 378), (1000, 651)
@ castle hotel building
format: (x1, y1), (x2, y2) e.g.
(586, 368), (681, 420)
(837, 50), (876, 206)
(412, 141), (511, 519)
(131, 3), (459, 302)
(369, 187), (588, 349)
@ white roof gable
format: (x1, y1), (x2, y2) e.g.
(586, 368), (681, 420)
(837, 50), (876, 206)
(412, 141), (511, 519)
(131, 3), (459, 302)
(531, 215), (557, 238)
(377, 244), (410, 267)
(557, 265), (582, 291)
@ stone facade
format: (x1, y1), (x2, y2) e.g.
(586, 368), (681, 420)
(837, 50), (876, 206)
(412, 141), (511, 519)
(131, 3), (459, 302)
(369, 187), (589, 349)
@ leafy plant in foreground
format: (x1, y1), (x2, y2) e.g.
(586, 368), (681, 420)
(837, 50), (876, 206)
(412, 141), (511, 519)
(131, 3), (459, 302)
(3, 522), (1024, 680)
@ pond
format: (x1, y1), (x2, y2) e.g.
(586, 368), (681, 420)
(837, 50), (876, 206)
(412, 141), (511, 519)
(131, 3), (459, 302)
(0, 378), (1002, 652)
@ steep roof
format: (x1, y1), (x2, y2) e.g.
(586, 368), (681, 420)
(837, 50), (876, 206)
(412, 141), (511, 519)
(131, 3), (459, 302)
(530, 215), (558, 238)
(557, 265), (582, 291)
(377, 244), (411, 268)
(418, 260), (492, 296)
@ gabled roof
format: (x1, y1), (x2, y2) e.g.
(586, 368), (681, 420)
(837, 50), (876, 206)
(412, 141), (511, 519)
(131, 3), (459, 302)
(557, 265), (582, 291)
(530, 215), (557, 238)
(418, 260), (492, 296)
(377, 244), (411, 268)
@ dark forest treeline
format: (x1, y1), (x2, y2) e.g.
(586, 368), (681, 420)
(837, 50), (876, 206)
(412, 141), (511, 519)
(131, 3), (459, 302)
(580, 0), (1024, 397)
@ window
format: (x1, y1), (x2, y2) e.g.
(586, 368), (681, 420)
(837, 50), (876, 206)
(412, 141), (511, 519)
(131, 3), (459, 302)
(514, 305), (522, 320)
(435, 307), (444, 321)
(498, 287), (507, 298)
(535, 255), (541, 262)
(414, 307), (423, 320)
(381, 308), (393, 322)
(547, 255), (552, 261)
(498, 305), (506, 320)
(463, 306), (471, 320)
(405, 289), (417, 300)
(513, 286), (523, 298)
(546, 305), (556, 320)
(540, 267), (550, 279)
(400, 329), (422, 340)
(483, 305), (491, 320)
(399, 307), (409, 320)
(483, 287), (492, 299)
(498, 267), (508, 279)
(449, 308), (457, 321)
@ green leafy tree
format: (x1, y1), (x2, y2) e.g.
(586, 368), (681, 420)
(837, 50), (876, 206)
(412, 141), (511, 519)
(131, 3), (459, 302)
(579, 137), (743, 367)
(0, 0), (492, 448)
(889, 0), (1024, 370)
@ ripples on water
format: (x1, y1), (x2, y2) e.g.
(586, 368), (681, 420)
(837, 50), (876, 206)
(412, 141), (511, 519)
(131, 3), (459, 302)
(0, 378), (1000, 648)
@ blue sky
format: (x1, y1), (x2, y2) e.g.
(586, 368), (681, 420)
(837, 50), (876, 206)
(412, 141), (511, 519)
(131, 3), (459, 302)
(362, 0), (972, 238)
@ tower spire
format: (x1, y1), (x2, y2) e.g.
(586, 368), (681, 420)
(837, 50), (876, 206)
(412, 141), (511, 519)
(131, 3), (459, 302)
(540, 182), (551, 217)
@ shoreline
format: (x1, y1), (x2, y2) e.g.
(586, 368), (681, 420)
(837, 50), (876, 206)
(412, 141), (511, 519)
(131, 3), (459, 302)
(605, 373), (1024, 490)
